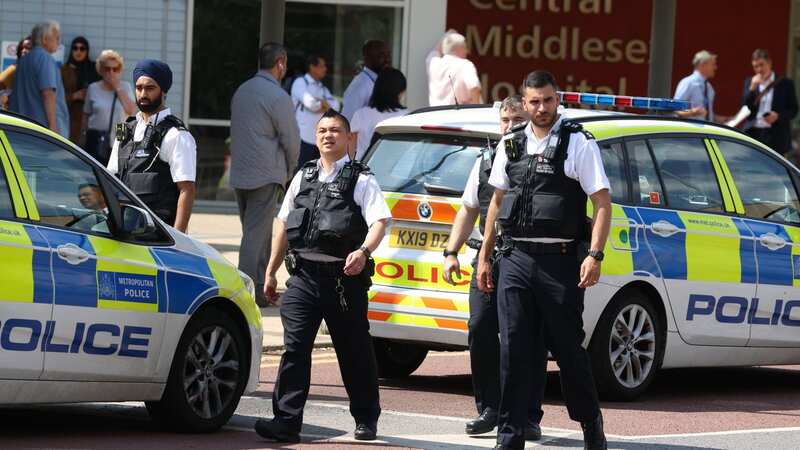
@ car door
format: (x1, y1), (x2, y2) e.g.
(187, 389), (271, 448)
(629, 136), (757, 346)
(713, 138), (800, 347)
(0, 130), (52, 380)
(3, 129), (167, 381)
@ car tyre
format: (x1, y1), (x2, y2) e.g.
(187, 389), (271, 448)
(373, 338), (428, 378)
(589, 288), (665, 401)
(146, 306), (249, 432)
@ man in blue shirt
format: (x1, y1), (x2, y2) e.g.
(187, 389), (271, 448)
(674, 50), (720, 122)
(9, 20), (69, 137)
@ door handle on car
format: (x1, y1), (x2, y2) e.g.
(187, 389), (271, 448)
(651, 220), (680, 237)
(758, 233), (787, 251)
(56, 243), (90, 265)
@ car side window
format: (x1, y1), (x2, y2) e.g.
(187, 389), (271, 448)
(599, 141), (628, 203)
(649, 138), (724, 213)
(716, 139), (800, 225)
(0, 163), (14, 219)
(5, 131), (112, 235)
(626, 140), (665, 207)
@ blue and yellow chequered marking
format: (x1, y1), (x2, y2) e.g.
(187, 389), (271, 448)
(90, 236), (160, 313)
(0, 221), (51, 303)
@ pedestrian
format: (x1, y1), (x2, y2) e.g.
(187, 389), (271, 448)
(477, 71), (611, 450)
(341, 40), (391, 120)
(351, 67), (407, 161)
(61, 36), (100, 143)
(0, 35), (32, 109)
(442, 95), (546, 442)
(230, 42), (300, 306)
(673, 50), (719, 121)
(254, 109), (390, 443)
(81, 49), (136, 165)
(741, 48), (799, 156)
(427, 31), (482, 106)
(9, 20), (69, 137)
(107, 59), (197, 233)
(292, 54), (339, 168)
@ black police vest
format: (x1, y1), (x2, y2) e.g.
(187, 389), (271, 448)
(497, 120), (589, 240)
(285, 160), (370, 259)
(476, 147), (496, 236)
(116, 115), (187, 226)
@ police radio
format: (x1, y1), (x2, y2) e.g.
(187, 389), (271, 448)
(337, 163), (357, 192)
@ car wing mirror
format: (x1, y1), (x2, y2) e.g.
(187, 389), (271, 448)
(120, 203), (157, 237)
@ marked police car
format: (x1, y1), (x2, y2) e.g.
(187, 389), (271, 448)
(0, 111), (262, 431)
(363, 94), (800, 400)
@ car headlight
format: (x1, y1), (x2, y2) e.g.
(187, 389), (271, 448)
(238, 270), (256, 301)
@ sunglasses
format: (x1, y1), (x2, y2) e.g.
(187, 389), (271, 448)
(72, 45), (87, 51)
(102, 65), (121, 73)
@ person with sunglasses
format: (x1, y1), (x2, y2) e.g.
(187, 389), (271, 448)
(62, 36), (100, 143)
(81, 49), (136, 165)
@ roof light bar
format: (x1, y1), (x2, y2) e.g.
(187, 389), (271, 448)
(559, 91), (690, 111)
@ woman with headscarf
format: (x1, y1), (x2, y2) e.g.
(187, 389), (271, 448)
(62, 36), (100, 143)
(0, 36), (33, 109)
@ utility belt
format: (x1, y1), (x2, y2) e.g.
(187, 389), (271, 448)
(503, 239), (578, 256)
(285, 250), (375, 285)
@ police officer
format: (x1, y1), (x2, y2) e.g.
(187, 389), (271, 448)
(442, 95), (546, 441)
(478, 71), (611, 450)
(108, 59), (196, 232)
(254, 109), (391, 443)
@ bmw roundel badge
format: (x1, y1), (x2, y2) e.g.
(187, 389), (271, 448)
(418, 202), (432, 219)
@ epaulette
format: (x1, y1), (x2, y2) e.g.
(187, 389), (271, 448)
(504, 120), (528, 137)
(560, 120), (594, 140)
(350, 160), (372, 175)
(302, 159), (318, 181)
(156, 114), (188, 133)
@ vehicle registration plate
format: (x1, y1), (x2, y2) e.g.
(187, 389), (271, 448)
(388, 227), (462, 252)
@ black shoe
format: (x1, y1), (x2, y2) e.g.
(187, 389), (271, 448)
(465, 409), (498, 435)
(254, 418), (300, 443)
(581, 414), (608, 450)
(524, 421), (542, 441)
(354, 423), (377, 440)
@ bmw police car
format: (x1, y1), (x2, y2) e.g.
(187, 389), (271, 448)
(363, 93), (800, 400)
(0, 111), (261, 431)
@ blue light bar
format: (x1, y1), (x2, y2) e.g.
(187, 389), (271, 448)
(559, 91), (690, 111)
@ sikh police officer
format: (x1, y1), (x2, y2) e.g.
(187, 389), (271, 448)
(255, 109), (390, 443)
(108, 59), (197, 232)
(478, 71), (611, 450)
(442, 95), (546, 441)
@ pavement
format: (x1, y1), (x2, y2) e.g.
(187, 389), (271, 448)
(188, 207), (332, 351)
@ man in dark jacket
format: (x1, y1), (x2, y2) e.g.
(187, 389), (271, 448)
(742, 49), (799, 157)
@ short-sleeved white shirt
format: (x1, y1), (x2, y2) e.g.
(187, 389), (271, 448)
(291, 74), (340, 144)
(278, 155), (392, 227)
(351, 106), (407, 161)
(488, 116), (610, 242)
(107, 108), (197, 183)
(461, 157), (482, 208)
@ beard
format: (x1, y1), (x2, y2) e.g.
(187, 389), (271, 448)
(137, 94), (163, 113)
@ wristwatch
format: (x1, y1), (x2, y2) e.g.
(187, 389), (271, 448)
(588, 250), (604, 261)
(443, 249), (458, 258)
(359, 245), (371, 257)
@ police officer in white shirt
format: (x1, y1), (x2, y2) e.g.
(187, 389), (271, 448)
(255, 109), (391, 443)
(478, 71), (611, 450)
(341, 40), (391, 121)
(292, 54), (340, 169)
(107, 59), (196, 233)
(442, 95), (546, 441)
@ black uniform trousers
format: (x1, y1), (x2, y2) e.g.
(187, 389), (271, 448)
(495, 247), (600, 449)
(272, 268), (381, 431)
(468, 260), (547, 424)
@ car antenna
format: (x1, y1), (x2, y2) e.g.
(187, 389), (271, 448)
(449, 75), (459, 107)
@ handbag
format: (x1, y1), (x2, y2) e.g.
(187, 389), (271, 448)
(86, 91), (117, 165)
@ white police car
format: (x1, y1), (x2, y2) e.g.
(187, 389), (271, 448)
(0, 111), (262, 431)
(362, 94), (800, 400)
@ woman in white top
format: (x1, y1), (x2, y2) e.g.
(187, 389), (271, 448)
(81, 49), (136, 165)
(351, 67), (408, 161)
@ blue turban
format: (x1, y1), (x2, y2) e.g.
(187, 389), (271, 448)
(133, 59), (173, 93)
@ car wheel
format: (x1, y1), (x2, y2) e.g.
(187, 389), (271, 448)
(373, 338), (428, 378)
(589, 289), (664, 401)
(146, 306), (249, 432)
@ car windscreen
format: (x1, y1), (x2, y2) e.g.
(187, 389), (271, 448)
(365, 134), (489, 196)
